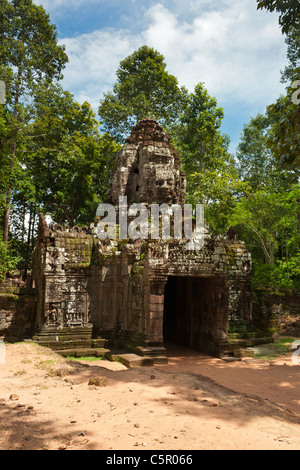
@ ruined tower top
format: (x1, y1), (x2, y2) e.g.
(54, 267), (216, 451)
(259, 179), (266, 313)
(108, 119), (186, 206)
(125, 118), (171, 145)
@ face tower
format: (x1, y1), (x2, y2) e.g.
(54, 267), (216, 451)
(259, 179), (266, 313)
(108, 119), (186, 208)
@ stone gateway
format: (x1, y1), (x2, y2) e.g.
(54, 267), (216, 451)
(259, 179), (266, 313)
(31, 119), (253, 362)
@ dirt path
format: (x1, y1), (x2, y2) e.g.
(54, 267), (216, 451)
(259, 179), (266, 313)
(0, 342), (300, 451)
(159, 342), (300, 416)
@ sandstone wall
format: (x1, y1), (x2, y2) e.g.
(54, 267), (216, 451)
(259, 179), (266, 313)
(253, 289), (300, 336)
(0, 288), (37, 341)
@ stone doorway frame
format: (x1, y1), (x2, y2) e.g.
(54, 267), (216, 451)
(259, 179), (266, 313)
(147, 273), (230, 357)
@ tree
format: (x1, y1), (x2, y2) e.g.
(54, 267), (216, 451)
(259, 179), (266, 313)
(0, 0), (68, 242)
(98, 45), (188, 142)
(281, 26), (300, 83)
(230, 186), (300, 289)
(236, 112), (298, 190)
(257, 0), (300, 34)
(234, 106), (299, 287)
(0, 238), (21, 282)
(236, 113), (273, 190)
(0, 104), (10, 216)
(172, 83), (246, 233)
(266, 93), (300, 169)
(26, 85), (120, 226)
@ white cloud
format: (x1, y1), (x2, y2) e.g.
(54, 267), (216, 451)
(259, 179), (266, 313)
(59, 29), (141, 109)
(56, 0), (288, 119)
(35, 0), (97, 10)
(142, 2), (287, 105)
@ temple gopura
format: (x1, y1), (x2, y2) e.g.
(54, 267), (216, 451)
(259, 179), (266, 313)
(32, 119), (253, 364)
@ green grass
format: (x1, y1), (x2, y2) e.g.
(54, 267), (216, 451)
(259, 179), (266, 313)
(273, 337), (297, 354)
(66, 355), (106, 362)
(254, 337), (299, 360)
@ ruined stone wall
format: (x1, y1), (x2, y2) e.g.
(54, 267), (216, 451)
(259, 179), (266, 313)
(252, 289), (300, 336)
(32, 216), (95, 332)
(32, 214), (152, 347)
(0, 289), (37, 341)
(32, 209), (253, 357)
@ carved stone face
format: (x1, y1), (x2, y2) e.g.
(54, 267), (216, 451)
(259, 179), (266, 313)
(108, 119), (186, 207)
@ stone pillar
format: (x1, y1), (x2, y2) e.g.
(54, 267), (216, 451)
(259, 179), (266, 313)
(147, 277), (167, 346)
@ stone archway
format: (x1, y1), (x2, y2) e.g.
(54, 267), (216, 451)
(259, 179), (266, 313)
(163, 276), (229, 356)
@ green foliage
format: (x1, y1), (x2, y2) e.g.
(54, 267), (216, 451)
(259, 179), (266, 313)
(252, 257), (300, 290)
(266, 92), (300, 169)
(0, 237), (21, 282)
(98, 45), (188, 142)
(0, 0), (68, 242)
(281, 26), (300, 84)
(257, 0), (300, 34)
(0, 0), (68, 86)
(236, 113), (274, 189)
(234, 103), (299, 291)
(172, 83), (247, 233)
(231, 186), (300, 289)
(26, 85), (120, 226)
(236, 110), (298, 189)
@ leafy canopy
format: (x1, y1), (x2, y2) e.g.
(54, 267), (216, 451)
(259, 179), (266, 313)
(266, 92), (300, 169)
(257, 0), (300, 34)
(26, 84), (120, 226)
(0, 0), (68, 94)
(0, 0), (68, 242)
(98, 45), (188, 142)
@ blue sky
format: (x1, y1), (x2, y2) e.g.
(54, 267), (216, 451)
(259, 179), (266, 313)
(34, 0), (289, 153)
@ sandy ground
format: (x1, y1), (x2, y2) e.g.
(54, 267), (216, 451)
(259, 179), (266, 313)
(0, 341), (300, 451)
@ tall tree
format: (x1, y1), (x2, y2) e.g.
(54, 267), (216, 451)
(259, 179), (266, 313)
(236, 112), (298, 190)
(0, 0), (68, 242)
(236, 113), (273, 190)
(266, 92), (300, 169)
(27, 84), (120, 226)
(234, 108), (299, 289)
(281, 26), (300, 83)
(257, 0), (300, 34)
(173, 83), (246, 233)
(98, 45), (188, 142)
(230, 186), (300, 289)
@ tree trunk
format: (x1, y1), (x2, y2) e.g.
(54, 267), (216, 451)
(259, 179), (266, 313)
(2, 188), (11, 243)
(27, 205), (32, 248)
(2, 66), (22, 243)
(31, 206), (36, 248)
(21, 203), (26, 243)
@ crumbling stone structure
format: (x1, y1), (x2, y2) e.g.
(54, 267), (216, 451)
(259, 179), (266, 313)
(109, 119), (186, 207)
(32, 119), (253, 361)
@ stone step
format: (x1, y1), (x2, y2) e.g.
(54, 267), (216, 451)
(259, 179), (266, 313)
(117, 353), (154, 368)
(152, 356), (168, 364)
(32, 326), (94, 343)
(55, 348), (110, 358)
(33, 338), (108, 351)
(219, 337), (274, 358)
(135, 345), (167, 358)
(235, 348), (255, 358)
(105, 351), (128, 362)
(105, 352), (154, 368)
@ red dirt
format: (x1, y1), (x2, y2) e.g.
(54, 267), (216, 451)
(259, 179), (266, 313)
(0, 341), (300, 450)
